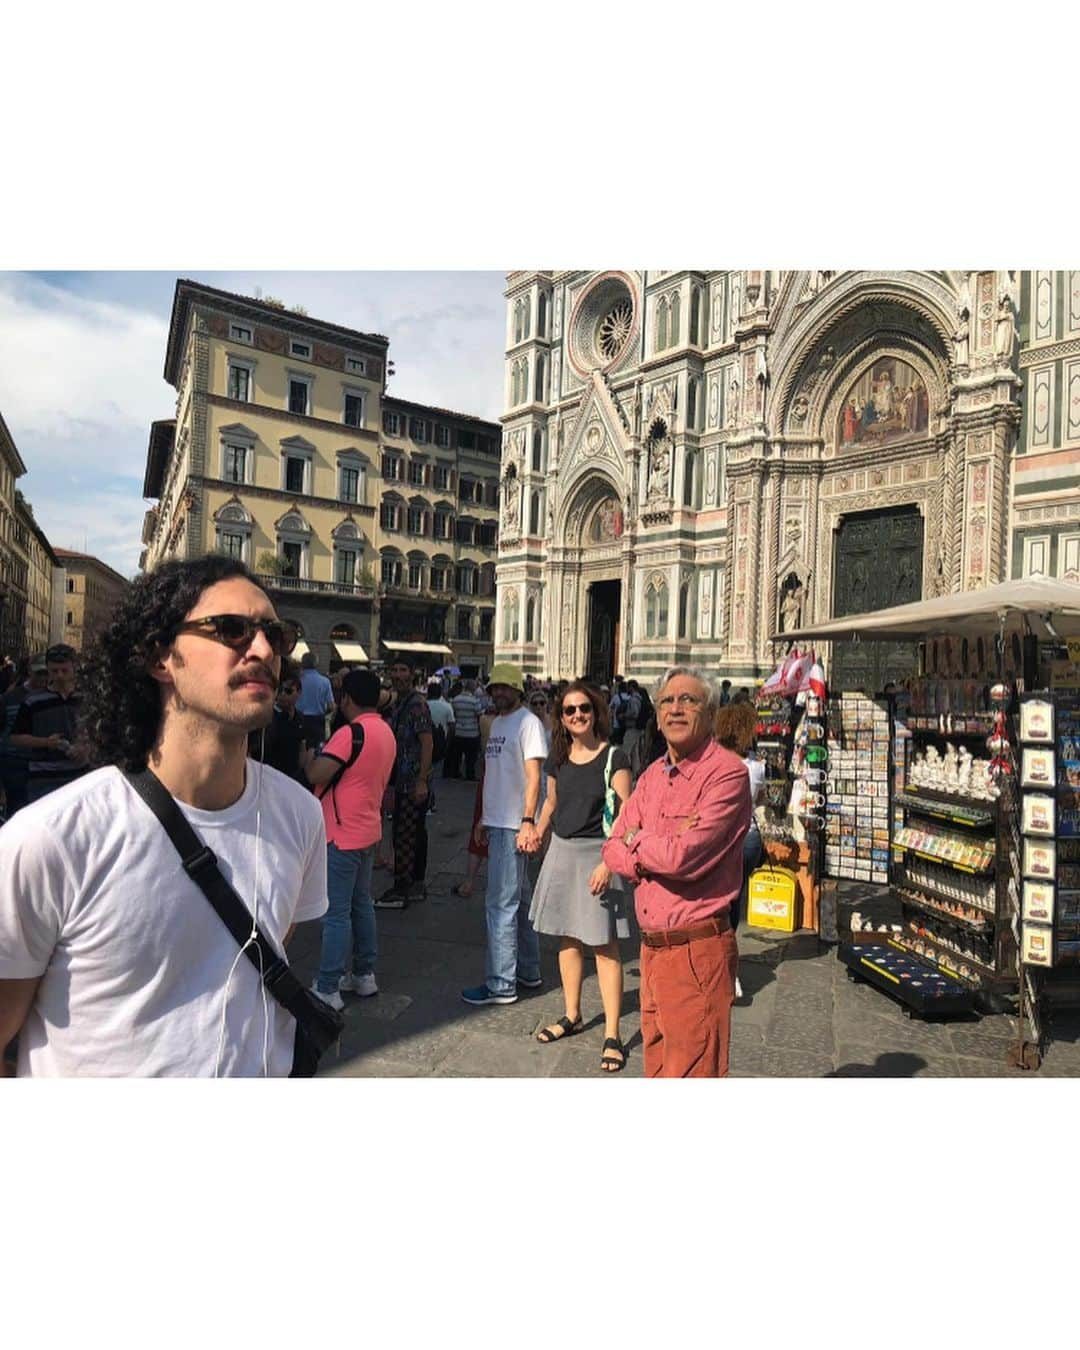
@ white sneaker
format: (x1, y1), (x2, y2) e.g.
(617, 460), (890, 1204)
(340, 972), (378, 998)
(310, 982), (344, 1011)
(734, 977), (744, 1000)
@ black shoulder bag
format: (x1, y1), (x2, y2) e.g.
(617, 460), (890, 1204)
(124, 768), (344, 1077)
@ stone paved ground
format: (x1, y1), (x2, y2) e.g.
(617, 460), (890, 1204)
(288, 774), (1080, 1078)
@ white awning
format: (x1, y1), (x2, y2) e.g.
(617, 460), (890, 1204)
(382, 640), (453, 656)
(334, 641), (370, 662)
(291, 640), (311, 660)
(772, 578), (1080, 644)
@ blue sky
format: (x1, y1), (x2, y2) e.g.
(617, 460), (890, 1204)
(0, 271), (507, 577)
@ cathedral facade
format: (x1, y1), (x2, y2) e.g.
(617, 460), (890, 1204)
(494, 270), (1079, 691)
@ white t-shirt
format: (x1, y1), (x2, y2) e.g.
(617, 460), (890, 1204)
(0, 762), (328, 1077)
(481, 705), (548, 830)
(744, 755), (766, 804)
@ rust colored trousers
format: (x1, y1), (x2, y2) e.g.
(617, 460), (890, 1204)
(639, 929), (738, 1077)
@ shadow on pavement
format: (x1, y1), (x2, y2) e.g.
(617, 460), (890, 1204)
(828, 1051), (927, 1078)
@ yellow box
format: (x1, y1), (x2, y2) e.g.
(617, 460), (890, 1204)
(747, 866), (799, 933)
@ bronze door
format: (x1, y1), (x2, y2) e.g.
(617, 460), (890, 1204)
(831, 506), (923, 694)
(586, 580), (620, 686)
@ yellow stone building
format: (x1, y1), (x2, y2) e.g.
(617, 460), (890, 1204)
(14, 493), (60, 657)
(0, 412), (31, 661)
(142, 280), (500, 673)
(54, 549), (130, 652)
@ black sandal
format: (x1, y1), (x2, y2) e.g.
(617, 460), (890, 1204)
(536, 1016), (583, 1044)
(600, 1037), (626, 1073)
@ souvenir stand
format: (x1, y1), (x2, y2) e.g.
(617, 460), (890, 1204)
(750, 651), (828, 935)
(774, 578), (1080, 1066)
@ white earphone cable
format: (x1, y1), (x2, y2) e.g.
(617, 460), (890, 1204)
(212, 730), (271, 1078)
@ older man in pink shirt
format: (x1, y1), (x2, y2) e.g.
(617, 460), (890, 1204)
(602, 666), (749, 1077)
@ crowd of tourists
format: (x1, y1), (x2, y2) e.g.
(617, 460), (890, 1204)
(0, 555), (761, 1078)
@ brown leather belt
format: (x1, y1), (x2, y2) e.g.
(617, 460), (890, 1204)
(640, 914), (731, 948)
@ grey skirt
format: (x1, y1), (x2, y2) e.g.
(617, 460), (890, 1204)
(529, 833), (631, 947)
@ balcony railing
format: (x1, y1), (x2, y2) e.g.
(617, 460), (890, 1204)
(254, 572), (376, 599)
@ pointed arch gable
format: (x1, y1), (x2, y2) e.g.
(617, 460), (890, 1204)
(769, 274), (958, 437)
(555, 468), (624, 548)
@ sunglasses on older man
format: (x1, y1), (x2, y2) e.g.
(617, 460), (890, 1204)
(172, 614), (299, 656)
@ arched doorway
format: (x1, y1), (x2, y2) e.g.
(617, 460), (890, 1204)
(556, 473), (627, 680)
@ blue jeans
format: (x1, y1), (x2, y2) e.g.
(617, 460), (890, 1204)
(485, 827), (541, 996)
(316, 842), (377, 993)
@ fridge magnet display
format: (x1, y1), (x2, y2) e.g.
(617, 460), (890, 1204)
(1022, 880), (1055, 924)
(1021, 747), (1056, 788)
(1059, 786), (1080, 838)
(1023, 837), (1057, 880)
(1021, 793), (1056, 837)
(1020, 698), (1055, 744)
(1022, 924), (1054, 967)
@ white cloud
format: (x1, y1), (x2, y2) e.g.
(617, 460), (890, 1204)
(0, 273), (169, 475)
(32, 486), (147, 580)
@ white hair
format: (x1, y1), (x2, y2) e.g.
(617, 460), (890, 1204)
(655, 665), (723, 715)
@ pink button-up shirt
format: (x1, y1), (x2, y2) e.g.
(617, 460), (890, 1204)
(601, 737), (750, 931)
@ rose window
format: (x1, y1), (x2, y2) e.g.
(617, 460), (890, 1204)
(567, 273), (638, 376)
(598, 300), (633, 361)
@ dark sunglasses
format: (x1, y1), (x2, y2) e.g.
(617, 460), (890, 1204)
(562, 702), (593, 716)
(280, 683), (300, 694)
(173, 614), (298, 656)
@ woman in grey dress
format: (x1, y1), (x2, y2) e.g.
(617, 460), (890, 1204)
(528, 681), (633, 1071)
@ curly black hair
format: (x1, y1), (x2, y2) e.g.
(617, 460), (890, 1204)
(80, 554), (262, 771)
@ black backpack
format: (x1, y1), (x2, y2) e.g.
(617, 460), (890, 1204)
(431, 722), (448, 764)
(316, 721), (366, 825)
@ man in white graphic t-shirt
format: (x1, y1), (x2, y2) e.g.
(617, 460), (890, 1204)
(0, 555), (328, 1077)
(461, 662), (547, 1007)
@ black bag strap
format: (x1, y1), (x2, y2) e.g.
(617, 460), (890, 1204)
(315, 720), (365, 825)
(124, 768), (316, 1031)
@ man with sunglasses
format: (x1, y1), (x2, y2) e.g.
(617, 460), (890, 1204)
(602, 666), (749, 1077)
(248, 659), (312, 785)
(0, 556), (328, 1077)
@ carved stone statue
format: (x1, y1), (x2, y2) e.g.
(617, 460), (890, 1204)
(780, 580), (804, 633)
(954, 308), (970, 368)
(502, 476), (520, 531)
(647, 438), (670, 500)
(726, 375), (739, 427)
(791, 393), (809, 424)
(995, 296), (1015, 361)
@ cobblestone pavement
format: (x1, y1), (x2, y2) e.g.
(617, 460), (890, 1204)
(288, 774), (1080, 1078)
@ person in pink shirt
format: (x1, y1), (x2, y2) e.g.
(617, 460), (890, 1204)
(305, 670), (397, 1006)
(602, 666), (749, 1077)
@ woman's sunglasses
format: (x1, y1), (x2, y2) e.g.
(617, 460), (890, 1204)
(562, 702), (593, 717)
(173, 614), (298, 657)
(529, 699), (548, 709)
